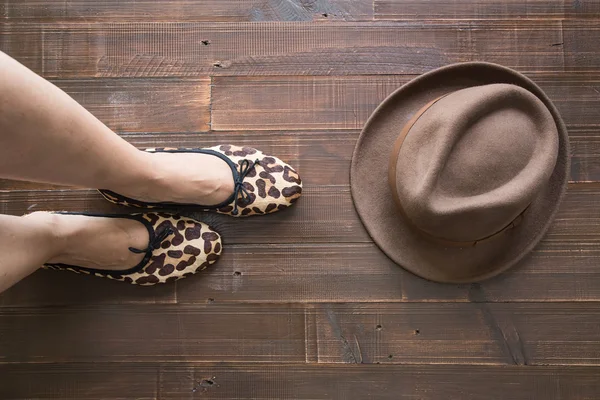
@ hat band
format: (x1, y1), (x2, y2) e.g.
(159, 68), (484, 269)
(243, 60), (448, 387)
(388, 93), (527, 247)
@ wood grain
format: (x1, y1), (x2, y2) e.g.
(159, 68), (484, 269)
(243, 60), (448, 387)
(50, 78), (210, 133)
(0, 304), (307, 363)
(175, 239), (600, 304)
(211, 74), (600, 130)
(1, 1), (600, 398)
(0, 362), (600, 400)
(0, 131), (353, 189)
(0, 127), (599, 189)
(310, 303), (600, 365)
(0, 267), (178, 307)
(1, 303), (600, 365)
(5, 231), (600, 305)
(2, 363), (599, 399)
(2, 182), (600, 306)
(0, 0), (373, 22)
(375, 0), (600, 20)
(3, 230), (600, 305)
(3, 20), (585, 77)
(0, 183), (598, 244)
(5, 0), (600, 23)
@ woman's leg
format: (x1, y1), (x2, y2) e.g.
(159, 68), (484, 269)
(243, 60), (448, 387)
(0, 50), (233, 203)
(0, 51), (233, 293)
(0, 214), (58, 293)
(0, 212), (149, 293)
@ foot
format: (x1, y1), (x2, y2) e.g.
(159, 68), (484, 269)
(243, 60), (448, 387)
(31, 212), (150, 271)
(115, 152), (235, 206)
(99, 145), (303, 217)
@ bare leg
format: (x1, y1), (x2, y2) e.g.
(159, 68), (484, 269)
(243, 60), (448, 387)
(0, 51), (235, 293)
(0, 214), (56, 293)
(0, 51), (233, 203)
(0, 212), (149, 293)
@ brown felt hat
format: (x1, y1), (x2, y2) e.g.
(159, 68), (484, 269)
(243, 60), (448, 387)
(351, 62), (570, 283)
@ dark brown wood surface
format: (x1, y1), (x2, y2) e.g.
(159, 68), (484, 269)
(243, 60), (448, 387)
(3, 364), (600, 400)
(1, 1), (600, 399)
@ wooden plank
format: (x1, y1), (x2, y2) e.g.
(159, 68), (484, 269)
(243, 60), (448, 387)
(0, 128), (598, 189)
(562, 19), (600, 74)
(0, 267), (178, 307)
(5, 72), (593, 136)
(211, 74), (600, 130)
(0, 131), (356, 191)
(2, 363), (599, 399)
(2, 20), (583, 77)
(571, 128), (600, 182)
(213, 182), (600, 245)
(116, 128), (600, 183)
(0, 304), (307, 363)
(174, 240), (600, 304)
(2, 303), (600, 365)
(311, 303), (600, 365)
(375, 0), (600, 20)
(3, 223), (600, 306)
(0, 183), (598, 245)
(3, 180), (599, 306)
(4, 73), (593, 135)
(50, 79), (211, 133)
(2, 183), (599, 305)
(0, 0), (373, 22)
(0, 185), (368, 243)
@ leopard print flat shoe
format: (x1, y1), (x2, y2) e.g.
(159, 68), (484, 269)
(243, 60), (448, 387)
(43, 212), (222, 285)
(99, 145), (303, 217)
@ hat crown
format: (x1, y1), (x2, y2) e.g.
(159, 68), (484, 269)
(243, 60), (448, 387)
(391, 84), (559, 242)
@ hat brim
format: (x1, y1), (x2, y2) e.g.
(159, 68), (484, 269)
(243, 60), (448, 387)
(350, 62), (570, 283)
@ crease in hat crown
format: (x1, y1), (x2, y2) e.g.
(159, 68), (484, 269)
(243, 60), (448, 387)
(390, 83), (559, 243)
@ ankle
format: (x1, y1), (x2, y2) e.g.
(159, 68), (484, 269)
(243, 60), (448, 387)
(22, 212), (69, 261)
(101, 150), (158, 195)
(105, 156), (166, 202)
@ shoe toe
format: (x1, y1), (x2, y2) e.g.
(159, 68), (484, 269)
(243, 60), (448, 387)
(211, 145), (303, 217)
(132, 214), (222, 285)
(253, 156), (303, 214)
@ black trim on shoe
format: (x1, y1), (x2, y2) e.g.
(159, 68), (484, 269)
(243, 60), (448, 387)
(43, 212), (164, 277)
(229, 158), (260, 215)
(99, 148), (242, 210)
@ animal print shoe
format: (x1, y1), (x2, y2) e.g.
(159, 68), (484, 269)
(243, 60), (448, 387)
(43, 213), (222, 285)
(99, 145), (303, 217)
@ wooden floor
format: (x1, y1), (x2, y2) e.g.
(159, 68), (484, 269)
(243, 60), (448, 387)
(2, 1), (600, 399)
